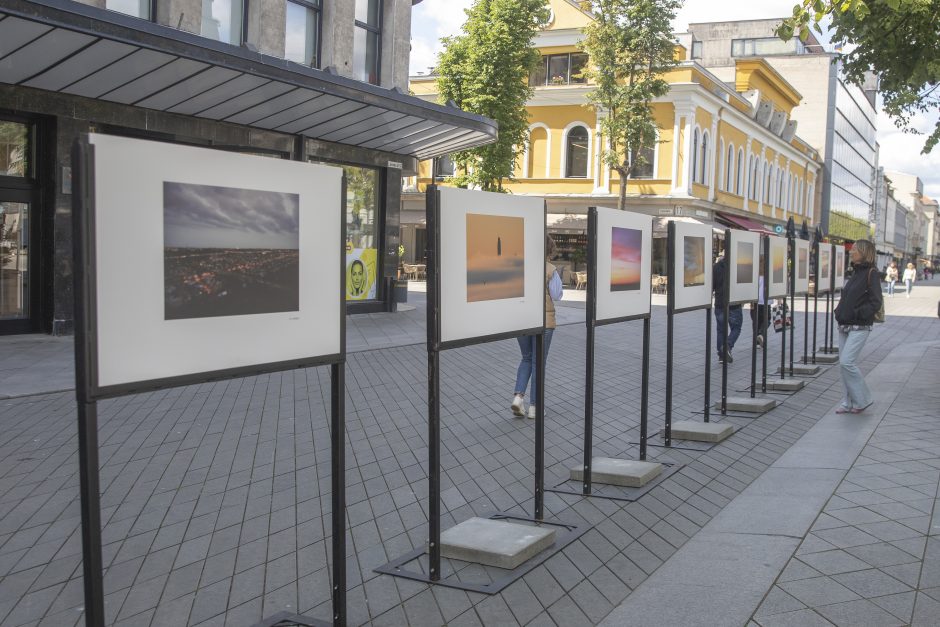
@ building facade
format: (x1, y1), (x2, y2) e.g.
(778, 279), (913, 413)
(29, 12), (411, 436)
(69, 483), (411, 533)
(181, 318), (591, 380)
(885, 170), (938, 269)
(686, 18), (878, 244)
(0, 0), (496, 335)
(404, 0), (821, 279)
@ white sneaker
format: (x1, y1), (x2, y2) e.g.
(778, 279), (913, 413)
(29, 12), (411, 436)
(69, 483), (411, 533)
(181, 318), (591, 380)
(527, 405), (537, 420)
(511, 394), (525, 417)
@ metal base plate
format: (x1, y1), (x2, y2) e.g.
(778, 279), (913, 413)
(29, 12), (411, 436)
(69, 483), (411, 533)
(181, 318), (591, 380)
(630, 431), (734, 452)
(783, 364), (821, 376)
(547, 461), (683, 502)
(373, 511), (589, 595)
(251, 611), (331, 627)
(813, 353), (839, 364)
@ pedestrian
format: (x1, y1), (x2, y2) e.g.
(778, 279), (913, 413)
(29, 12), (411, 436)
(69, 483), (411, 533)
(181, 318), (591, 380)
(902, 262), (916, 298)
(712, 253), (742, 363)
(885, 261), (899, 297)
(750, 254), (769, 348)
(924, 266), (932, 280)
(511, 235), (563, 419)
(833, 239), (882, 414)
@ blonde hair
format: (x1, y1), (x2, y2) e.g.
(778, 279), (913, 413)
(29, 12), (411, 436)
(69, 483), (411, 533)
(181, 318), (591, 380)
(852, 240), (876, 265)
(907, 262), (915, 269)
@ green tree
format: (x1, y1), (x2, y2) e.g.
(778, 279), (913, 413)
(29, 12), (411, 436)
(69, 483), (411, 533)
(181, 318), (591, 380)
(436, 0), (550, 192)
(578, 0), (681, 210)
(777, 0), (940, 152)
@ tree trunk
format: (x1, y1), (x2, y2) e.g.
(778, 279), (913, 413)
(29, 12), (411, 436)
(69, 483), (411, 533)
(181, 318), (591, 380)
(616, 166), (630, 211)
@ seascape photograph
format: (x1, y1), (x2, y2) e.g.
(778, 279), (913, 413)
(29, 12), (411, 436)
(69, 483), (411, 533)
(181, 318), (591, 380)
(736, 241), (754, 284)
(772, 245), (785, 283)
(466, 213), (525, 302)
(683, 236), (706, 287)
(610, 226), (642, 291)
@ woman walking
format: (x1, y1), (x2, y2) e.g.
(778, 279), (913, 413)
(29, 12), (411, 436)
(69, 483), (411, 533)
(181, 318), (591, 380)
(833, 240), (882, 414)
(885, 261), (898, 297)
(902, 262), (916, 298)
(511, 236), (563, 419)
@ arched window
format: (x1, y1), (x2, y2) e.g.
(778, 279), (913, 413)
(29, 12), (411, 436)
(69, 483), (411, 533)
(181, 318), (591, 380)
(565, 125), (589, 178)
(726, 143), (735, 192)
(700, 131), (709, 184)
(630, 140), (657, 179)
(747, 155), (754, 199)
(736, 148), (744, 195)
(778, 168), (785, 207)
(717, 139), (725, 191)
(527, 126), (548, 178)
(691, 128), (700, 185)
(764, 162), (771, 204)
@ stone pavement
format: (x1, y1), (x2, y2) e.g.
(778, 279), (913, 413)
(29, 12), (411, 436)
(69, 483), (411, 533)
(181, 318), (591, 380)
(0, 282), (938, 626)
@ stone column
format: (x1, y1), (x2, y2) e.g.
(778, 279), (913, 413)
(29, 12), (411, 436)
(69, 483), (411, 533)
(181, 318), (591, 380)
(708, 118), (719, 201)
(670, 109), (681, 192)
(743, 139), (752, 212)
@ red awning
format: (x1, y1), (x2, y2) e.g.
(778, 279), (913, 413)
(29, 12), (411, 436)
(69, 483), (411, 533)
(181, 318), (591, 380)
(716, 212), (776, 236)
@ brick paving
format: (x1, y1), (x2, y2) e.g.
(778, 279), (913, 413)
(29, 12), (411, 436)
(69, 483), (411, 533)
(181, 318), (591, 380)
(0, 284), (938, 626)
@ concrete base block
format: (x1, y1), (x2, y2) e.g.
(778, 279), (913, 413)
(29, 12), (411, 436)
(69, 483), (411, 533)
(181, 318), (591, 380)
(814, 353), (839, 364)
(667, 420), (734, 443)
(717, 396), (778, 413)
(819, 347), (839, 354)
(784, 364), (821, 376)
(570, 457), (662, 488)
(438, 517), (556, 570)
(764, 378), (806, 392)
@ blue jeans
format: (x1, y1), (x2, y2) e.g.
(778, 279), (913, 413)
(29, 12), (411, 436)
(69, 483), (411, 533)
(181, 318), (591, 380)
(515, 330), (554, 402)
(905, 279), (913, 295)
(887, 280), (896, 295)
(715, 305), (743, 354)
(838, 327), (872, 410)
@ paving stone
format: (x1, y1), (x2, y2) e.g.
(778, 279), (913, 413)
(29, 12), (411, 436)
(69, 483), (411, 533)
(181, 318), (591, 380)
(755, 586), (807, 617)
(796, 550), (870, 576)
(780, 577), (861, 607)
(815, 598), (906, 627)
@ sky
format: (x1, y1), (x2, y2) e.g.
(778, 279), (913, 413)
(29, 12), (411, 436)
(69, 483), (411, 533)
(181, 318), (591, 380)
(410, 0), (940, 200)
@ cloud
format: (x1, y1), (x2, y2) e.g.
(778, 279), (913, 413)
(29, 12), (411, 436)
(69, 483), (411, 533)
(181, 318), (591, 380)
(410, 0), (473, 75)
(876, 107), (940, 200)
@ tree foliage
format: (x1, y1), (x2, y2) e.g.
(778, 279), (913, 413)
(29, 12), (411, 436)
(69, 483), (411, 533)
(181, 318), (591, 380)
(777, 0), (940, 153)
(578, 0), (681, 210)
(436, 0), (550, 192)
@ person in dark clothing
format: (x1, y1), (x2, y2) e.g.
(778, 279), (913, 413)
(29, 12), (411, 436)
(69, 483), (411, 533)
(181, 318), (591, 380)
(833, 239), (883, 414)
(713, 254), (742, 363)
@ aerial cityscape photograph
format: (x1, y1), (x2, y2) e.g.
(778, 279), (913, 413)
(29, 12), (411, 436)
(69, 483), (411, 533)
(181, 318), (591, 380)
(1, 0), (939, 626)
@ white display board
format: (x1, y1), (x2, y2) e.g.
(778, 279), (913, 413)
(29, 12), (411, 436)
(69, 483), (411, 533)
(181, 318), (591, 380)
(794, 239), (810, 294)
(767, 235), (789, 298)
(89, 133), (343, 389)
(833, 246), (846, 291)
(671, 221), (713, 311)
(817, 243), (832, 294)
(727, 230), (760, 304)
(437, 186), (545, 344)
(594, 207), (652, 322)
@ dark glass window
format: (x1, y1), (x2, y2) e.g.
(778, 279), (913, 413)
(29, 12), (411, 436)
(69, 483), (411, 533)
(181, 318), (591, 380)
(631, 145), (655, 179)
(354, 0), (382, 85)
(433, 154), (455, 178)
(0, 121), (29, 178)
(565, 126), (589, 178)
(105, 0), (151, 19)
(285, 0), (321, 67)
(530, 53), (588, 86)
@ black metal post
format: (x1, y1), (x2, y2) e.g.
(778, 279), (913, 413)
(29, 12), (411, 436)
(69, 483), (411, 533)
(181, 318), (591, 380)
(330, 363), (346, 626)
(803, 291), (809, 364)
(827, 290), (836, 352)
(426, 186), (441, 581)
(822, 279), (830, 353)
(535, 331), (545, 520)
(761, 237), (769, 393)
(720, 231), (730, 415)
(581, 209), (597, 494)
(750, 296), (758, 398)
(704, 307), (712, 423)
(639, 316), (650, 461)
(788, 237), (796, 375)
(77, 401), (105, 627)
(664, 222), (675, 446)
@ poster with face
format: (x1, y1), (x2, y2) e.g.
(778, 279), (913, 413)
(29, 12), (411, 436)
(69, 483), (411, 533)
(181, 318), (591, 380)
(594, 207), (652, 322)
(727, 230), (760, 304)
(671, 220), (713, 311)
(346, 247), (377, 300)
(767, 235), (788, 298)
(794, 239), (810, 294)
(834, 246), (846, 291)
(437, 186), (544, 344)
(817, 244), (831, 294)
(87, 133), (343, 390)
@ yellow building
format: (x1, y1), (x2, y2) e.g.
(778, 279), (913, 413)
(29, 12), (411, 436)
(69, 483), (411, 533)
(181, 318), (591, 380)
(403, 0), (821, 276)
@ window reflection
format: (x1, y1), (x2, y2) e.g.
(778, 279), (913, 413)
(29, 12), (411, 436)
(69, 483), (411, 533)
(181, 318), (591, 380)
(201, 0), (243, 45)
(105, 0), (151, 19)
(0, 122), (28, 178)
(354, 0), (381, 84)
(285, 0), (320, 67)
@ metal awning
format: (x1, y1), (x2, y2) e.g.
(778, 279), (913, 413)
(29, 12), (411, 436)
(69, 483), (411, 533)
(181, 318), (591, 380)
(653, 216), (724, 237)
(0, 0), (497, 160)
(715, 211), (776, 236)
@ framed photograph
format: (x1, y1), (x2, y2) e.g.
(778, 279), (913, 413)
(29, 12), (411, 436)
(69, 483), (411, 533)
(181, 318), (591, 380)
(794, 239), (810, 294)
(767, 235), (788, 298)
(85, 133), (343, 392)
(670, 221), (713, 311)
(817, 244), (832, 294)
(594, 207), (652, 322)
(833, 246), (846, 290)
(437, 186), (544, 344)
(727, 230), (760, 304)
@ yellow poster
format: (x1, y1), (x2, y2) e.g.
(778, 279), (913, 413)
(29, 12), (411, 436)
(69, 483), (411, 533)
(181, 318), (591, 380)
(346, 247), (377, 300)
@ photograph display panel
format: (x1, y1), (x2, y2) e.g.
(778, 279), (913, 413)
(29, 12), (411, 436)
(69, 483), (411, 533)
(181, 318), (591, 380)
(438, 187), (544, 343)
(834, 246), (845, 290)
(671, 221), (713, 311)
(767, 235), (788, 298)
(89, 133), (343, 389)
(594, 207), (652, 321)
(817, 245), (832, 294)
(794, 239), (810, 294)
(727, 230), (760, 304)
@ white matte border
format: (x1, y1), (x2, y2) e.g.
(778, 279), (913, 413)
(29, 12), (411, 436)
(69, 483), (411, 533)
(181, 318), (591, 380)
(594, 207), (652, 322)
(834, 246), (846, 291)
(90, 133), (343, 388)
(727, 230), (761, 304)
(817, 244), (832, 294)
(437, 187), (544, 344)
(671, 221), (713, 311)
(767, 235), (789, 298)
(794, 239), (810, 294)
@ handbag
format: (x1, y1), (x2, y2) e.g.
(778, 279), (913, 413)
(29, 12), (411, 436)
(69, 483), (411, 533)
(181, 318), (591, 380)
(771, 301), (792, 333)
(865, 269), (885, 323)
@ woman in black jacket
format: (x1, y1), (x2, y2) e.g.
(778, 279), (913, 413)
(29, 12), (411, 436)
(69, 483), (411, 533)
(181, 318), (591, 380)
(833, 239), (883, 414)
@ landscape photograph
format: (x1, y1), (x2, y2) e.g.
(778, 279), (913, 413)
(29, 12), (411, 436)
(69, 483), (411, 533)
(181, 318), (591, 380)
(466, 213), (525, 302)
(610, 226), (642, 291)
(163, 181), (300, 320)
(820, 249), (830, 280)
(798, 247), (808, 279)
(736, 241), (754, 284)
(772, 245), (785, 283)
(683, 235), (706, 287)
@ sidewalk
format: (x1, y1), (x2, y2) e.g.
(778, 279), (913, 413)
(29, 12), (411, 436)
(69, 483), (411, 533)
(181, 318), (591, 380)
(0, 284), (938, 626)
